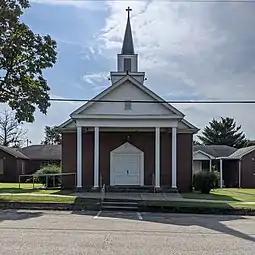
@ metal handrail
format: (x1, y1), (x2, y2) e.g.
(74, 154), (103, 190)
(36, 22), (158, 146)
(100, 183), (106, 207)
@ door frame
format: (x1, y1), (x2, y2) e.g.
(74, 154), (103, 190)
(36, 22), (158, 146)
(110, 142), (144, 186)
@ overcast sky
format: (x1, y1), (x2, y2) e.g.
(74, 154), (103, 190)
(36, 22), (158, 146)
(2, 0), (255, 144)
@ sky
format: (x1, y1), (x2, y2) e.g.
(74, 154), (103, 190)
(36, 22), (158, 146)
(1, 0), (255, 144)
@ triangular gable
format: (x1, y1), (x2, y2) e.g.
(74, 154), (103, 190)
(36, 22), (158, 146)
(111, 142), (143, 154)
(58, 118), (75, 129)
(71, 75), (184, 117)
(179, 119), (199, 132)
(193, 150), (215, 160)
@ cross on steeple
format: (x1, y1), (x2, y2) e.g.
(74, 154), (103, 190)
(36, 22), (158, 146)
(126, 6), (132, 18)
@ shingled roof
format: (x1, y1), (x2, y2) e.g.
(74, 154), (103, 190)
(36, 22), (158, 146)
(228, 145), (255, 159)
(0, 145), (28, 159)
(193, 145), (237, 158)
(21, 145), (61, 160)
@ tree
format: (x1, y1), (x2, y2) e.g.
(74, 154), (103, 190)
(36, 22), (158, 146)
(0, 0), (57, 123)
(41, 125), (61, 145)
(0, 109), (27, 147)
(198, 117), (247, 148)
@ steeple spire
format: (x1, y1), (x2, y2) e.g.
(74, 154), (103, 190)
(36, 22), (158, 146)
(121, 7), (134, 55)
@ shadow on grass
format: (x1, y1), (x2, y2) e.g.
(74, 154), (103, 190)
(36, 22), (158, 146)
(181, 191), (241, 201)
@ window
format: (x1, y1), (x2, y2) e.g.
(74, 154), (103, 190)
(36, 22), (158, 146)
(0, 158), (4, 175)
(124, 100), (132, 110)
(124, 58), (131, 72)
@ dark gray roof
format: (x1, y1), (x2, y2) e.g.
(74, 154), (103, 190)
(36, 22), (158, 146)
(0, 145), (28, 159)
(228, 145), (255, 159)
(121, 13), (134, 54)
(193, 145), (237, 158)
(21, 145), (61, 160)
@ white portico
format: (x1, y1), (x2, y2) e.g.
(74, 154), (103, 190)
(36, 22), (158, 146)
(59, 7), (199, 192)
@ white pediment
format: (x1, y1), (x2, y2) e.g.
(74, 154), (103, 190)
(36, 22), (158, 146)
(71, 75), (184, 118)
(111, 142), (143, 154)
(193, 150), (214, 160)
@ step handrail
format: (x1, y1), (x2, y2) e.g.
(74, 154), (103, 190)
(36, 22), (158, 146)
(101, 183), (106, 207)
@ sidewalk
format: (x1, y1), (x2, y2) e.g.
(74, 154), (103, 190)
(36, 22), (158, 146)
(1, 192), (255, 205)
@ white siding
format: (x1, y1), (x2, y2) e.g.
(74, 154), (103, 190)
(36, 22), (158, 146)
(193, 152), (211, 160)
(80, 80), (174, 116)
(193, 161), (202, 174)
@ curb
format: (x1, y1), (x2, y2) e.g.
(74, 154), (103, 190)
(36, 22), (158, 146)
(0, 202), (254, 216)
(0, 202), (100, 211)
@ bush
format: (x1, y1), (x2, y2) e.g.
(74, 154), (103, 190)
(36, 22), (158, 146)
(34, 164), (61, 188)
(193, 171), (219, 194)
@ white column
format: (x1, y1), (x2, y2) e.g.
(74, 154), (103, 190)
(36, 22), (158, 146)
(172, 127), (177, 189)
(76, 126), (82, 188)
(155, 127), (160, 188)
(209, 159), (212, 172)
(220, 159), (223, 188)
(238, 160), (242, 188)
(94, 127), (99, 188)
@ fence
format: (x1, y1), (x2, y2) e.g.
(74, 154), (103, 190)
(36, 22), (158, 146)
(18, 173), (76, 189)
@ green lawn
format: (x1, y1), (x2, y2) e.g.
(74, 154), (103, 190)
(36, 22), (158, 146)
(0, 183), (71, 195)
(181, 188), (255, 202)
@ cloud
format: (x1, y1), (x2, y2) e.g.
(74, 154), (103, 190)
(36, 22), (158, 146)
(96, 0), (255, 139)
(82, 72), (110, 92)
(31, 0), (105, 10)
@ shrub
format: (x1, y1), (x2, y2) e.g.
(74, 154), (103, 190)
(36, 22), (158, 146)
(193, 171), (219, 194)
(34, 164), (61, 188)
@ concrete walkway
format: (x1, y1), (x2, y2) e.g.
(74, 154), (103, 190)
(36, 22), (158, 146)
(1, 192), (255, 205)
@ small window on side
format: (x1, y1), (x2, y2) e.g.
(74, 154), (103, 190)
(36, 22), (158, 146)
(124, 100), (132, 110)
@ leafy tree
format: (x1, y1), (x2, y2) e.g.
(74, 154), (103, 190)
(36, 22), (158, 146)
(41, 125), (61, 145)
(0, 0), (57, 122)
(198, 117), (247, 148)
(0, 109), (27, 147)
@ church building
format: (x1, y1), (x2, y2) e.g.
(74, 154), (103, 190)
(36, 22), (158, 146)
(58, 7), (199, 192)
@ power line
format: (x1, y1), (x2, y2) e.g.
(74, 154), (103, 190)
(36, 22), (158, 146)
(49, 98), (255, 104)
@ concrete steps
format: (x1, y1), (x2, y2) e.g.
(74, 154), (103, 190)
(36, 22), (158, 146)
(101, 199), (139, 211)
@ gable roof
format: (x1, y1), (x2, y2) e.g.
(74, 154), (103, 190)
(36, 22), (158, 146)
(21, 145), (61, 160)
(228, 145), (255, 159)
(193, 149), (215, 159)
(70, 75), (185, 117)
(193, 145), (237, 158)
(0, 145), (28, 159)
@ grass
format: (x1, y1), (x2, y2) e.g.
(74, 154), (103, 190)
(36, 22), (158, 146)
(0, 183), (254, 211)
(181, 188), (255, 202)
(0, 194), (76, 204)
(0, 183), (72, 195)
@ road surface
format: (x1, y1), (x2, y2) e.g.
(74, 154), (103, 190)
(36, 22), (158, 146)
(0, 210), (254, 254)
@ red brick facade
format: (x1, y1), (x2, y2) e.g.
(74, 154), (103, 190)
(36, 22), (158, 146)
(62, 130), (193, 192)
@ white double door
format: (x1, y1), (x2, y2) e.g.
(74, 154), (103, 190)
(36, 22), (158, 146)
(112, 154), (140, 186)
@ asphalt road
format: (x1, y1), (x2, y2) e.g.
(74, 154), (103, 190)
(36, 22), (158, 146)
(0, 209), (254, 255)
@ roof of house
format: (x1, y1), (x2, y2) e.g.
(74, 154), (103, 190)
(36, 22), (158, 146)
(21, 145), (61, 160)
(227, 145), (255, 159)
(0, 145), (28, 159)
(193, 145), (237, 158)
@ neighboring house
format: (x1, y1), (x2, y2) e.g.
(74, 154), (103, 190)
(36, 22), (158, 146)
(58, 9), (199, 192)
(0, 144), (61, 182)
(0, 145), (28, 182)
(21, 145), (61, 175)
(193, 145), (255, 188)
(193, 145), (237, 173)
